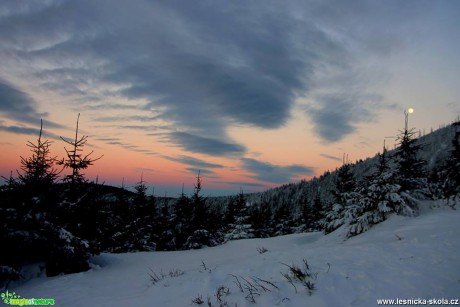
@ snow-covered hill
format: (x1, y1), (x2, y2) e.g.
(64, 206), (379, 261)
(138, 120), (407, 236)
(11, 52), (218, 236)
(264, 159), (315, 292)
(10, 200), (459, 306)
(240, 122), (460, 212)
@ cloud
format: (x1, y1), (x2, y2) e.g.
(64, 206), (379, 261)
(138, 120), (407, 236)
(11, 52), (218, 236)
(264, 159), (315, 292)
(94, 115), (161, 123)
(320, 154), (342, 162)
(164, 132), (246, 157)
(82, 103), (140, 111)
(0, 1), (348, 152)
(0, 79), (63, 129)
(100, 1), (320, 131)
(0, 0), (429, 151)
(95, 136), (157, 155)
(184, 168), (218, 178)
(163, 155), (224, 178)
(0, 124), (38, 136)
(306, 93), (382, 142)
(0, 123), (60, 140)
(164, 155), (224, 169)
(241, 158), (314, 184)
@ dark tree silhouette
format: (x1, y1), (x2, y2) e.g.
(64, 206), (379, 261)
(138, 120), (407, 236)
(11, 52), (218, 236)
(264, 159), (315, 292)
(225, 188), (247, 224)
(58, 113), (102, 187)
(394, 123), (426, 191)
(443, 122), (460, 199)
(134, 173), (148, 206)
(18, 119), (60, 191)
(190, 171), (208, 230)
(335, 162), (356, 195)
(302, 191), (323, 231)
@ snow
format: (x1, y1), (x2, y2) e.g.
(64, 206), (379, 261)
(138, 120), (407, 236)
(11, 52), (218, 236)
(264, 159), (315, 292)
(11, 201), (460, 306)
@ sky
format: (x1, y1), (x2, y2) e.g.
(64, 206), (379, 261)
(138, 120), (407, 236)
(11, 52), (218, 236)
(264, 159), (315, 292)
(0, 0), (459, 196)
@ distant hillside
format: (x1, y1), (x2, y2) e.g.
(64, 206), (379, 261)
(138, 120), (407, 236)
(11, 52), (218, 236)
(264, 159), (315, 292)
(235, 121), (460, 217)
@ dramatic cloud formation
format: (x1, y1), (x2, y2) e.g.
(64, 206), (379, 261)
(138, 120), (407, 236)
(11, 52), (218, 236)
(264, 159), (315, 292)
(1, 0), (459, 193)
(0, 0), (366, 148)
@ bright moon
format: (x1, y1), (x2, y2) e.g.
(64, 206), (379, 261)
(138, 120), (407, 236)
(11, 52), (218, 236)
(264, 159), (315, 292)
(407, 107), (414, 114)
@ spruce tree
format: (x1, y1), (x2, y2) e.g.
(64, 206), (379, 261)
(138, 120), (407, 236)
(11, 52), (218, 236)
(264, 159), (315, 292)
(335, 162), (356, 195)
(183, 171), (215, 249)
(58, 113), (102, 188)
(172, 186), (191, 249)
(224, 189), (254, 241)
(302, 192), (324, 231)
(347, 145), (412, 237)
(443, 122), (460, 201)
(133, 173), (148, 206)
(394, 123), (426, 191)
(234, 188), (247, 222)
(18, 120), (59, 192)
(190, 171), (207, 230)
(324, 161), (357, 234)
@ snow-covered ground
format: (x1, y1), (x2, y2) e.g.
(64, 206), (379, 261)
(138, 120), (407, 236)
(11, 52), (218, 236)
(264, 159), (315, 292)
(12, 201), (460, 306)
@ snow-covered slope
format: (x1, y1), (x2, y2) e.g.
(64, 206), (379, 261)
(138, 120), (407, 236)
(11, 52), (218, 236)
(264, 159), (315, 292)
(11, 201), (460, 306)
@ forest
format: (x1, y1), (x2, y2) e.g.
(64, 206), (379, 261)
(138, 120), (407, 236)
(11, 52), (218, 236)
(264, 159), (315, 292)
(1, 116), (459, 289)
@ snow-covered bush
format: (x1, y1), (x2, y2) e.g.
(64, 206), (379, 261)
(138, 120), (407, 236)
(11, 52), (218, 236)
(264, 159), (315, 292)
(184, 229), (212, 249)
(224, 224), (254, 241)
(45, 225), (91, 276)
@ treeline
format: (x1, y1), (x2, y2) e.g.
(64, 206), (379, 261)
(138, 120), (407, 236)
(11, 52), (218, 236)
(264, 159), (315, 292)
(1, 116), (459, 289)
(0, 114), (307, 287)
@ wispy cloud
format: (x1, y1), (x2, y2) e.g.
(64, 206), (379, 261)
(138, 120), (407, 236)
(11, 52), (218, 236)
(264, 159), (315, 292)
(95, 136), (157, 156)
(0, 79), (63, 129)
(0, 125), (38, 136)
(320, 153), (342, 162)
(164, 155), (224, 169)
(0, 123), (61, 140)
(184, 167), (218, 178)
(94, 115), (162, 123)
(241, 158), (314, 184)
(163, 132), (246, 157)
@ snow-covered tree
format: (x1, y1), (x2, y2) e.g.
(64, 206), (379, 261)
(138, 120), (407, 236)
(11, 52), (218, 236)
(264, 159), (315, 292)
(443, 122), (460, 201)
(323, 162), (357, 233)
(394, 123), (427, 192)
(347, 146), (415, 237)
(225, 189), (254, 241)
